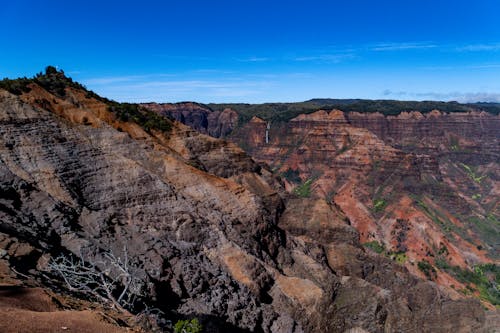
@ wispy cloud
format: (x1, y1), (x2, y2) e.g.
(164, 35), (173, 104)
(382, 89), (408, 97)
(421, 63), (500, 71)
(84, 74), (177, 85)
(83, 74), (276, 102)
(238, 56), (271, 62)
(189, 69), (236, 74)
(456, 43), (500, 52)
(293, 53), (356, 63)
(382, 90), (500, 103)
(370, 42), (437, 51)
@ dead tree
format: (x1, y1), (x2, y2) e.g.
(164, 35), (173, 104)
(48, 246), (144, 313)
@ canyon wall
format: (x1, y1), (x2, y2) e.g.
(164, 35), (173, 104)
(148, 104), (500, 297)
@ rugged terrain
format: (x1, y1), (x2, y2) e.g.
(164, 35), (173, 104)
(0, 69), (499, 332)
(146, 100), (500, 305)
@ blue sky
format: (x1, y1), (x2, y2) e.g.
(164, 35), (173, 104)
(1, 0), (500, 103)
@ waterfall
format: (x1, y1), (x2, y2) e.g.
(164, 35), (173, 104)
(265, 122), (271, 144)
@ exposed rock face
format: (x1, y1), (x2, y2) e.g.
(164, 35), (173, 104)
(151, 105), (500, 296)
(1, 84), (498, 333)
(346, 110), (499, 157)
(144, 102), (238, 138)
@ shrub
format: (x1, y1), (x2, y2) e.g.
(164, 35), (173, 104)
(174, 319), (203, 333)
(418, 260), (437, 280)
(373, 198), (387, 212)
(293, 178), (313, 197)
(363, 241), (385, 254)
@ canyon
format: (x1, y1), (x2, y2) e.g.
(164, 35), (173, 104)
(0, 69), (499, 332)
(147, 102), (500, 285)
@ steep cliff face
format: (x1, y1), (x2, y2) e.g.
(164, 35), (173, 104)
(144, 102), (238, 138)
(1, 73), (498, 333)
(149, 104), (500, 305)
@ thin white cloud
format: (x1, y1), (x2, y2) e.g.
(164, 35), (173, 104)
(456, 43), (500, 52)
(421, 63), (500, 71)
(238, 56), (271, 62)
(293, 53), (356, 63)
(84, 74), (177, 85)
(84, 74), (276, 103)
(370, 42), (437, 51)
(382, 89), (408, 97)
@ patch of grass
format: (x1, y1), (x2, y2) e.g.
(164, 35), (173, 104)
(460, 163), (487, 184)
(391, 252), (408, 264)
(363, 241), (385, 254)
(472, 193), (482, 200)
(373, 198), (387, 212)
(293, 178), (313, 198)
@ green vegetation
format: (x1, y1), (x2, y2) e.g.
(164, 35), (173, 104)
(0, 76), (32, 95)
(0, 65), (93, 98)
(363, 241), (385, 254)
(472, 193), (482, 200)
(438, 244), (449, 256)
(373, 198), (387, 212)
(0, 66), (172, 134)
(108, 101), (172, 133)
(438, 262), (500, 306)
(418, 260), (437, 280)
(293, 178), (313, 198)
(174, 319), (203, 333)
(363, 241), (408, 264)
(435, 257), (451, 270)
(460, 163), (487, 184)
(307, 98), (499, 115)
(390, 252), (408, 264)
